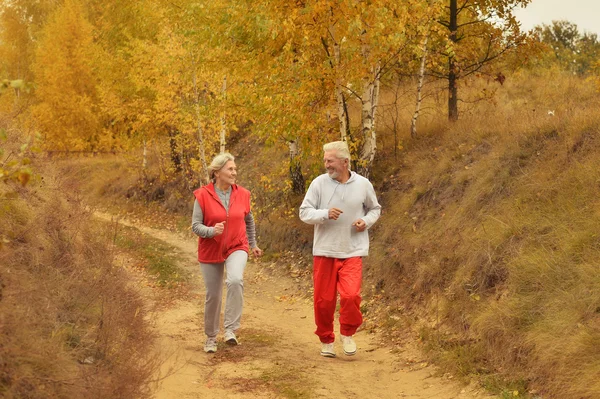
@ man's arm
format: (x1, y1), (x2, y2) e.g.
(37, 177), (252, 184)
(299, 179), (329, 224)
(361, 181), (381, 228)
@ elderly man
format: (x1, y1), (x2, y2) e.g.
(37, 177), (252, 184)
(299, 141), (381, 357)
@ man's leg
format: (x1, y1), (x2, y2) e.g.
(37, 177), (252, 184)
(313, 256), (337, 343)
(337, 257), (363, 336)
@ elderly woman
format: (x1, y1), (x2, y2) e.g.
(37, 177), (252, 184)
(192, 152), (262, 353)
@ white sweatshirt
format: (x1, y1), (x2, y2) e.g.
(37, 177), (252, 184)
(299, 171), (381, 258)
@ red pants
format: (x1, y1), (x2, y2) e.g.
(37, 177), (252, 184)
(313, 256), (363, 343)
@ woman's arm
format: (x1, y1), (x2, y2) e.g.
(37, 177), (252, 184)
(245, 210), (257, 248)
(191, 199), (216, 238)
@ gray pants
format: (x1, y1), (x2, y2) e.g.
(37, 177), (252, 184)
(200, 250), (248, 338)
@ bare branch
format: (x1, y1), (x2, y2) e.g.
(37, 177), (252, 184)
(456, 0), (470, 15)
(339, 83), (362, 101)
(457, 16), (493, 30)
(437, 20), (450, 29)
(320, 37), (335, 69)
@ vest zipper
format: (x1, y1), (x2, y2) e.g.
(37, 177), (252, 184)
(221, 190), (237, 258)
(218, 188), (235, 261)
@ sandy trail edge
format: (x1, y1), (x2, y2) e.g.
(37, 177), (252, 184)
(95, 211), (495, 399)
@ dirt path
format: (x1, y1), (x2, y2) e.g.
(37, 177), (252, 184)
(98, 212), (495, 399)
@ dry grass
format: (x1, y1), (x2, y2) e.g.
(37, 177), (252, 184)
(0, 162), (160, 398)
(364, 69), (600, 398)
(55, 154), (197, 235)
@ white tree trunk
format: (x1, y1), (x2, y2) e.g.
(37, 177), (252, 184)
(335, 85), (348, 141)
(220, 76), (227, 154)
(359, 64), (380, 178)
(191, 64), (209, 184)
(142, 138), (147, 171)
(330, 25), (348, 142)
(288, 140), (298, 158)
(411, 35), (429, 138)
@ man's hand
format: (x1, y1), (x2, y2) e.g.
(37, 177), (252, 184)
(352, 219), (366, 232)
(213, 221), (226, 235)
(328, 208), (343, 220)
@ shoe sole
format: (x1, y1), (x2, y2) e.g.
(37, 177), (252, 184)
(225, 338), (238, 345)
(320, 352), (336, 358)
(204, 348), (217, 353)
(343, 350), (356, 356)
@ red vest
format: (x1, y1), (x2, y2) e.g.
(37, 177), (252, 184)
(193, 183), (251, 263)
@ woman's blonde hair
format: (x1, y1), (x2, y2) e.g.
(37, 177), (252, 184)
(208, 152), (235, 181)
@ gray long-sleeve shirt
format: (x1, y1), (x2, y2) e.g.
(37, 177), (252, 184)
(299, 171), (381, 258)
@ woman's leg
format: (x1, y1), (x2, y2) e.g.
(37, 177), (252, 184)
(200, 262), (225, 337)
(223, 250), (248, 333)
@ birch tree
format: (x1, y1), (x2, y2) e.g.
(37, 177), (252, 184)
(238, 0), (441, 178)
(409, 0), (444, 138)
(191, 62), (210, 183)
(411, 35), (429, 138)
(219, 76), (227, 154)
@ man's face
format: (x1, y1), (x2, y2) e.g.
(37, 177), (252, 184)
(324, 150), (347, 181)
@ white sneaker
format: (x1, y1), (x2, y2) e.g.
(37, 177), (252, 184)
(320, 343), (336, 358)
(341, 334), (356, 356)
(204, 337), (217, 353)
(224, 330), (238, 345)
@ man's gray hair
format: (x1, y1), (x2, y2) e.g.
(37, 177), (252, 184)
(323, 141), (351, 161)
(208, 152), (235, 181)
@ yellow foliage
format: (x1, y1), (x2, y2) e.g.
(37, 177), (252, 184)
(31, 0), (102, 151)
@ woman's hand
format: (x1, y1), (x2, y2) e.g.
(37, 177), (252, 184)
(251, 246), (263, 258)
(213, 221), (226, 235)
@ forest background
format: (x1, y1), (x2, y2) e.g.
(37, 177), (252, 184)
(2, 0), (600, 398)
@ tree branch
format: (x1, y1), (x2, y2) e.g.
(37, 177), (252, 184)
(438, 19), (450, 28)
(456, 0), (470, 15)
(339, 83), (362, 101)
(457, 16), (492, 30)
(320, 37), (335, 69)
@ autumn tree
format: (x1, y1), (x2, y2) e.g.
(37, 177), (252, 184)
(431, 0), (531, 121)
(81, 0), (218, 182)
(224, 0), (441, 179)
(0, 4), (33, 83)
(0, 0), (56, 82)
(533, 20), (600, 75)
(88, 0), (164, 155)
(31, 0), (102, 151)
(164, 0), (253, 183)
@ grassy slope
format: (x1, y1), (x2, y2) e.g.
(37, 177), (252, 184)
(0, 161), (161, 397)
(53, 69), (600, 398)
(365, 70), (600, 397)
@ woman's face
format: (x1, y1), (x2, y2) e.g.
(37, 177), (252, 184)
(215, 160), (237, 187)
